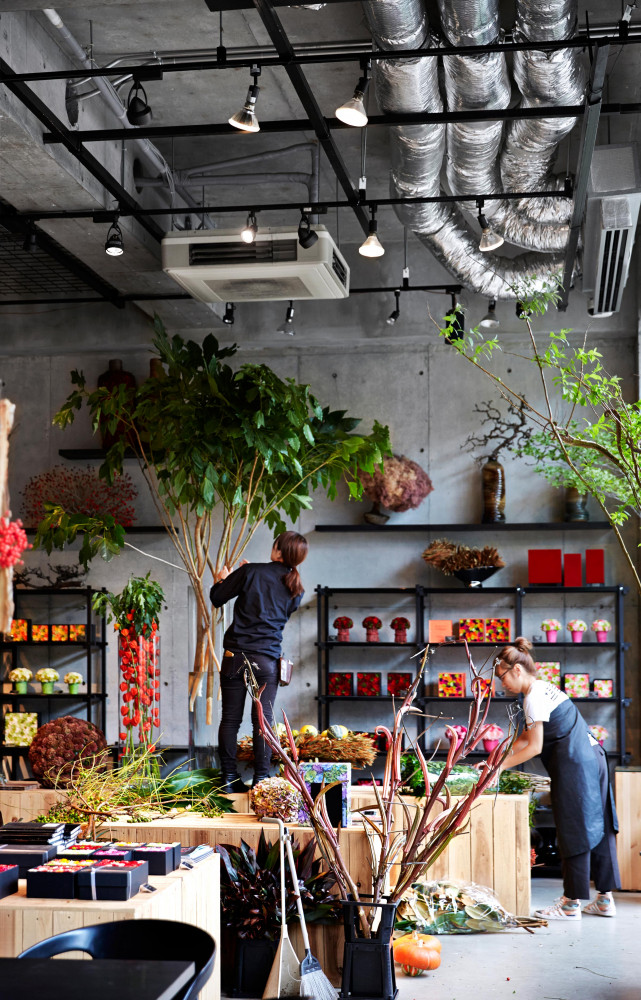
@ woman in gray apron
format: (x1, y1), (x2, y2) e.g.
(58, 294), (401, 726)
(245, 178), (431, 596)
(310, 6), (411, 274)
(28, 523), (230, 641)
(495, 637), (619, 920)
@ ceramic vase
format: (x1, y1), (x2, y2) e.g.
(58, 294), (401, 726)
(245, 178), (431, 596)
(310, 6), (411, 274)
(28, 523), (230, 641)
(545, 630), (558, 643)
(14, 681), (28, 694)
(481, 459), (506, 523)
(564, 486), (589, 522)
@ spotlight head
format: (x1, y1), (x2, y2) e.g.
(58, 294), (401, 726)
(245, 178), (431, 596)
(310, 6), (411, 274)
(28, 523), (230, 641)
(477, 213), (504, 252)
(386, 290), (401, 326)
(335, 75), (370, 127)
(359, 217), (384, 258)
(104, 220), (124, 256)
(22, 230), (37, 254)
(297, 213), (318, 249)
(229, 84), (260, 133)
(223, 302), (235, 325)
(278, 301), (296, 336)
(240, 211), (258, 244)
(479, 299), (499, 329)
(126, 82), (152, 127)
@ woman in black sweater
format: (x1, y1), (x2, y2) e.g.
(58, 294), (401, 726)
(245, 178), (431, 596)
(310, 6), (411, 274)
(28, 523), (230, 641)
(210, 530), (308, 791)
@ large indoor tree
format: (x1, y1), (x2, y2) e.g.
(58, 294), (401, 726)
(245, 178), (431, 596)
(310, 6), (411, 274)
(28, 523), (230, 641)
(39, 319), (391, 721)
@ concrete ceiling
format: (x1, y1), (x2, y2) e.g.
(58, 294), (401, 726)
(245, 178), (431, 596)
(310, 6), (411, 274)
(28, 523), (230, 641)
(0, 0), (639, 329)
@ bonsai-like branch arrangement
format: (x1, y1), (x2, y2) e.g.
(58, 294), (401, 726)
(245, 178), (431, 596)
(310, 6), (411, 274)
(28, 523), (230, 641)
(465, 400), (531, 465)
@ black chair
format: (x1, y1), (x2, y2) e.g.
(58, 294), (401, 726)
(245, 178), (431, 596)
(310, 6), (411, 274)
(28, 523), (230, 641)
(18, 918), (215, 1000)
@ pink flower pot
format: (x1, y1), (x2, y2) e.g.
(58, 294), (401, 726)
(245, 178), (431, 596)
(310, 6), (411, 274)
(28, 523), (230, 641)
(336, 629), (350, 643)
(483, 738), (500, 752)
(571, 631), (584, 643)
(365, 628), (379, 643)
(595, 631), (608, 643)
(545, 630), (558, 643)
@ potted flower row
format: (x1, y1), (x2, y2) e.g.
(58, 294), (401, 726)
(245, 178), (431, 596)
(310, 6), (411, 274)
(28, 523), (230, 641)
(541, 619), (612, 643)
(451, 724), (504, 752)
(8, 668), (84, 694)
(333, 616), (411, 643)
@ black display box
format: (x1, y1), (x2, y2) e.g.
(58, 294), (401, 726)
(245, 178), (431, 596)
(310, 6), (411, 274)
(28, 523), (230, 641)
(91, 847), (134, 862)
(26, 861), (98, 899)
(0, 865), (19, 900)
(132, 842), (181, 875)
(76, 860), (150, 901)
(0, 845), (57, 876)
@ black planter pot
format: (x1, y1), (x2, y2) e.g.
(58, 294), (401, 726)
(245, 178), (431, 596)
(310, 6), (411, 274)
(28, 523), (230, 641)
(339, 897), (398, 1000)
(221, 932), (276, 997)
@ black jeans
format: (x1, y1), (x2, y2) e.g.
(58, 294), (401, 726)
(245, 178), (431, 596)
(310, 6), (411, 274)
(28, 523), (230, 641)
(218, 650), (279, 777)
(562, 744), (621, 899)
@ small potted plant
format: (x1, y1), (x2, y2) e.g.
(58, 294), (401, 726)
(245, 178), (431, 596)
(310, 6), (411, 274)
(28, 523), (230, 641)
(359, 454), (433, 525)
(390, 616), (410, 644)
(64, 671), (83, 695)
(589, 724), (609, 746)
(567, 619), (588, 644)
(541, 619), (562, 643)
(8, 667), (32, 694)
(333, 615), (353, 642)
(249, 777), (302, 822)
(35, 668), (59, 695)
(482, 724), (504, 752)
(362, 615), (382, 642)
(591, 619), (612, 643)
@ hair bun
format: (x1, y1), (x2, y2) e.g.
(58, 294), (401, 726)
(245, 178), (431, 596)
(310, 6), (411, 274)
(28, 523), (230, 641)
(512, 636), (532, 653)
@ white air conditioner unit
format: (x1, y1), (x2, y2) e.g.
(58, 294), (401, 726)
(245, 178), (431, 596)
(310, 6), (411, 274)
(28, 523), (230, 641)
(582, 144), (641, 317)
(161, 225), (349, 302)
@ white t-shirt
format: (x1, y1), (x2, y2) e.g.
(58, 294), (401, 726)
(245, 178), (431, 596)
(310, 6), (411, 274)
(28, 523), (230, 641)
(523, 678), (568, 725)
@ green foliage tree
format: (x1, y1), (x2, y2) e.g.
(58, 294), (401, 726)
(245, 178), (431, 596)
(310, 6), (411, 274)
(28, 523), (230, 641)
(439, 284), (641, 593)
(40, 319), (391, 720)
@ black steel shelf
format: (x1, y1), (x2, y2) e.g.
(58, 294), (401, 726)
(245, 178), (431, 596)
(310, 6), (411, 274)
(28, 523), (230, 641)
(315, 523), (612, 532)
(0, 640), (106, 649)
(318, 641), (419, 648)
(424, 696), (517, 704)
(318, 694), (427, 702)
(25, 525), (169, 536)
(315, 586), (417, 595)
(0, 692), (108, 701)
(59, 448), (135, 459)
(530, 641), (620, 648)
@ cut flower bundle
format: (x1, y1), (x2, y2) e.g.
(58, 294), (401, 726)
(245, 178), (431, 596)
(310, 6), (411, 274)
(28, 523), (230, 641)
(422, 538), (505, 575)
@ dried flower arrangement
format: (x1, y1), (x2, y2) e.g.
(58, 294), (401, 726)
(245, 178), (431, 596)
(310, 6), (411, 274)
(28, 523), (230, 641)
(237, 731), (378, 770)
(422, 538), (505, 575)
(359, 454), (433, 513)
(28, 715), (108, 788)
(21, 465), (137, 529)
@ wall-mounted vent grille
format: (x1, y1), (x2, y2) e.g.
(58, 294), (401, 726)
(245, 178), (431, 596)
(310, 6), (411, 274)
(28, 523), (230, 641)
(332, 250), (348, 288)
(189, 240), (298, 266)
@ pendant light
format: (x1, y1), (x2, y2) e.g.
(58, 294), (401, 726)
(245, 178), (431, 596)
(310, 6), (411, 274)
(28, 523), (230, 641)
(126, 81), (152, 127)
(105, 218), (124, 256)
(229, 65), (261, 133)
(277, 301), (296, 336)
(359, 206), (385, 258)
(477, 199), (504, 252)
(479, 299), (499, 328)
(240, 211), (258, 244)
(335, 60), (371, 127)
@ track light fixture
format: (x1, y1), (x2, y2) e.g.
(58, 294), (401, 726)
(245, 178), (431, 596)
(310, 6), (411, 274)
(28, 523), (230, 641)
(223, 302), (235, 325)
(126, 81), (152, 127)
(278, 301), (296, 336)
(476, 199), (504, 252)
(479, 299), (499, 328)
(22, 228), (37, 254)
(386, 289), (401, 326)
(297, 212), (318, 249)
(229, 64), (261, 133)
(335, 59), (371, 127)
(359, 206), (385, 258)
(240, 211), (258, 244)
(104, 217), (124, 256)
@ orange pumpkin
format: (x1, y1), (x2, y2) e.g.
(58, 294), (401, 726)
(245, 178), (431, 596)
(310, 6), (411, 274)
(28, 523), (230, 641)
(393, 932), (442, 972)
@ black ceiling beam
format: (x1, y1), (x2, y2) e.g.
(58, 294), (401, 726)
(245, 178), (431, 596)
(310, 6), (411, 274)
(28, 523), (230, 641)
(0, 187), (571, 224)
(0, 56), (165, 246)
(248, 0), (369, 236)
(3, 31), (641, 85)
(558, 41), (610, 312)
(41, 101), (640, 147)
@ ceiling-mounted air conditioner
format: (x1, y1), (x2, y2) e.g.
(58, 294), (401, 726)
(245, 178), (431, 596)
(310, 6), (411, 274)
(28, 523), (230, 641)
(582, 144), (641, 317)
(161, 225), (349, 302)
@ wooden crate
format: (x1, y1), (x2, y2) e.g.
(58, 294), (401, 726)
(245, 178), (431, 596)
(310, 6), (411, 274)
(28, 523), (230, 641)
(615, 768), (641, 890)
(0, 786), (66, 823)
(0, 855), (220, 1000)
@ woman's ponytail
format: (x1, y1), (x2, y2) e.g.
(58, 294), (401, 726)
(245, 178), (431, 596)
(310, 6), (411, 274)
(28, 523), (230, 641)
(275, 531), (308, 597)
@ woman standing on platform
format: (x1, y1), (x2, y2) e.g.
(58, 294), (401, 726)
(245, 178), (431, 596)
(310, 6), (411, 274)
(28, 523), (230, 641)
(494, 637), (620, 920)
(210, 530), (308, 792)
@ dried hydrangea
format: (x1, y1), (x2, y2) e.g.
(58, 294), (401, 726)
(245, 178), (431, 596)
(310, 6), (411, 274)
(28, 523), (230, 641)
(359, 454), (433, 512)
(249, 776), (302, 822)
(28, 715), (107, 788)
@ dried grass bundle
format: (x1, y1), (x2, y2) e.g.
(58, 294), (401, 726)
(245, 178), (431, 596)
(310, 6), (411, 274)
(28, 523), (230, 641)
(422, 538), (505, 575)
(237, 732), (378, 769)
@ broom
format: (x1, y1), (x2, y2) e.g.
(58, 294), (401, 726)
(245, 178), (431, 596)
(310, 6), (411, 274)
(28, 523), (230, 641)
(262, 818), (301, 999)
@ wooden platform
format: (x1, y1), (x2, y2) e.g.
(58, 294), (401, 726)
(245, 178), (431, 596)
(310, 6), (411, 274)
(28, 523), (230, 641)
(0, 855), (220, 1000)
(0, 785), (65, 823)
(615, 768), (641, 890)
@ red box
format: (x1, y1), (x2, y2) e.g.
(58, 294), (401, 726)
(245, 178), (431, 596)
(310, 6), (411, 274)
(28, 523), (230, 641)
(528, 549), (563, 584)
(356, 673), (381, 697)
(386, 672), (413, 697)
(563, 553), (582, 587)
(328, 673), (353, 697)
(585, 549), (605, 584)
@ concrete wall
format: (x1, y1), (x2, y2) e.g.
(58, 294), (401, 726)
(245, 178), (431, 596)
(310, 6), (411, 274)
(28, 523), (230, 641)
(1, 267), (639, 770)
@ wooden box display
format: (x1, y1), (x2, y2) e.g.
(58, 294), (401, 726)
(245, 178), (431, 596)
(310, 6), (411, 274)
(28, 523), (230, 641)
(76, 859), (149, 901)
(535, 662), (561, 688)
(356, 672), (381, 697)
(438, 673), (466, 698)
(457, 619), (485, 642)
(386, 672), (412, 697)
(592, 678), (614, 699)
(484, 619), (510, 642)
(563, 673), (590, 698)
(328, 673), (353, 697)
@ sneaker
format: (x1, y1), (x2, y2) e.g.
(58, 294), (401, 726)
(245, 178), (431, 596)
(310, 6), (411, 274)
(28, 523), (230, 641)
(534, 896), (582, 920)
(583, 895), (616, 917)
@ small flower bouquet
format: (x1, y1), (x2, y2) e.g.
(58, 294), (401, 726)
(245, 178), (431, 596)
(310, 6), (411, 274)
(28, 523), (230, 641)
(451, 725), (467, 748)
(328, 672), (353, 697)
(357, 672), (382, 696)
(541, 618), (562, 643)
(591, 619), (612, 643)
(8, 667), (32, 694)
(35, 668), (59, 694)
(333, 616), (353, 642)
(567, 619), (588, 643)
(64, 671), (83, 694)
(249, 776), (302, 822)
(482, 724), (504, 752)
(390, 617), (411, 644)
(387, 672), (413, 697)
(589, 724), (609, 746)
(362, 615), (383, 642)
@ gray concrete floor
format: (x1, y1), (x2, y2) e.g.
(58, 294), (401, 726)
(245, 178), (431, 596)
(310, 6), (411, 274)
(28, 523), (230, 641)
(396, 879), (641, 1000)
